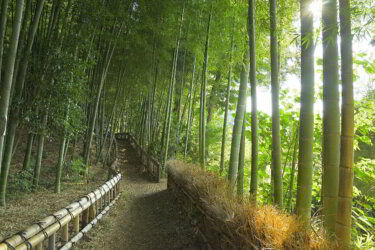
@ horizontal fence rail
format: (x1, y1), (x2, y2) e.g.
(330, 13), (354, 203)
(0, 174), (121, 250)
(115, 133), (160, 182)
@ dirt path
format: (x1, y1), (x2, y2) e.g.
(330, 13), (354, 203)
(76, 140), (202, 250)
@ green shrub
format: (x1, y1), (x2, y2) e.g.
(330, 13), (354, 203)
(64, 157), (87, 181)
(14, 169), (34, 192)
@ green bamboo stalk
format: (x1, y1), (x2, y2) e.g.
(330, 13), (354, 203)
(248, 0), (258, 202)
(296, 0), (315, 223)
(322, 0), (340, 235)
(269, 0), (283, 207)
(336, 0), (354, 245)
(228, 50), (249, 193)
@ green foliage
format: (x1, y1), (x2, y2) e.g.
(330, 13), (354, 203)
(64, 157), (87, 181)
(354, 233), (374, 249)
(352, 158), (375, 244)
(14, 169), (34, 193)
(8, 157), (36, 193)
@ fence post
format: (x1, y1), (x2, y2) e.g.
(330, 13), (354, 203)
(36, 242), (43, 250)
(89, 204), (96, 221)
(73, 215), (80, 233)
(82, 209), (89, 226)
(62, 223), (69, 243)
(48, 233), (56, 250)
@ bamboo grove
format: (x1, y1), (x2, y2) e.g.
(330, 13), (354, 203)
(0, 0), (374, 248)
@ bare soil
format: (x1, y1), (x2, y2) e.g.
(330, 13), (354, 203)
(75, 140), (202, 250)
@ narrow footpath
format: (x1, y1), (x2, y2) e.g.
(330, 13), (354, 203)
(75, 140), (202, 250)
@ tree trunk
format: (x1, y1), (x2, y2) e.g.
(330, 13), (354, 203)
(0, 0), (44, 206)
(228, 51), (249, 193)
(10, 0), (31, 104)
(163, 62), (176, 172)
(176, 48), (187, 147)
(84, 23), (122, 169)
(23, 132), (34, 170)
(288, 126), (299, 212)
(150, 64), (158, 144)
(207, 71), (220, 124)
(0, 0), (9, 85)
(32, 108), (49, 188)
(55, 136), (67, 194)
(162, 3), (184, 172)
(322, 0), (340, 235)
(295, 0), (315, 223)
(219, 27), (234, 174)
(97, 69), (123, 162)
(269, 0), (282, 207)
(199, 5), (212, 169)
(63, 138), (69, 163)
(0, 0), (25, 206)
(237, 116), (246, 199)
(248, 0), (258, 202)
(55, 104), (70, 194)
(0, 0), (24, 181)
(184, 55), (196, 159)
(336, 0), (354, 245)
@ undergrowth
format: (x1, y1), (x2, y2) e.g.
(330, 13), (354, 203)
(167, 160), (336, 250)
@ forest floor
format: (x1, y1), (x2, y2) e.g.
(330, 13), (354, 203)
(0, 131), (108, 241)
(75, 139), (202, 250)
(1, 134), (202, 249)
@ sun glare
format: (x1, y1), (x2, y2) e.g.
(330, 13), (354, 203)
(309, 0), (322, 15)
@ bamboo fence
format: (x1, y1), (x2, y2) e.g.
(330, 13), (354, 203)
(115, 133), (160, 182)
(0, 173), (121, 250)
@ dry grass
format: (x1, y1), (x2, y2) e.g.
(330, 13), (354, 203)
(167, 160), (336, 250)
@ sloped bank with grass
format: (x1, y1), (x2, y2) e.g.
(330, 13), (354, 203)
(167, 160), (335, 249)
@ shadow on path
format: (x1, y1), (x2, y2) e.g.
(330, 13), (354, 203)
(76, 140), (201, 250)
